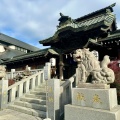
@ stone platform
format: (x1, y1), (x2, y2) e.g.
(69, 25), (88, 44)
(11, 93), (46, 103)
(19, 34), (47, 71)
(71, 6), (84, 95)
(65, 87), (120, 120)
(72, 88), (117, 110)
(0, 109), (42, 120)
(77, 83), (110, 89)
(65, 104), (120, 120)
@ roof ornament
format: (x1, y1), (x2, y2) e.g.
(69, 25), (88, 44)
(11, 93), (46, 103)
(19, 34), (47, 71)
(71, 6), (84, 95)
(106, 9), (111, 13)
(110, 3), (116, 7)
(60, 12), (64, 17)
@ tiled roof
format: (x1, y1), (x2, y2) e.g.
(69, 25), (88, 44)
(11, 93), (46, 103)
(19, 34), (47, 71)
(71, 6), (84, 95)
(1, 48), (59, 64)
(0, 33), (39, 51)
(40, 13), (115, 45)
(99, 30), (120, 42)
(40, 3), (116, 45)
(75, 3), (115, 22)
(0, 49), (24, 60)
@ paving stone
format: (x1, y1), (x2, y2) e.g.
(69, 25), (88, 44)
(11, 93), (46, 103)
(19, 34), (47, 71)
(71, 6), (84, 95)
(0, 109), (43, 120)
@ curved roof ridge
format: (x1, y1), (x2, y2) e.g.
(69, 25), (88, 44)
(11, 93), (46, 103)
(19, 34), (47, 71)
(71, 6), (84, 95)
(75, 3), (116, 22)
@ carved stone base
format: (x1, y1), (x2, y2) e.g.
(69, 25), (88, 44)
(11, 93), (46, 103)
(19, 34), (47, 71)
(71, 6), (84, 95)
(77, 83), (110, 89)
(72, 88), (117, 110)
(43, 118), (51, 120)
(65, 88), (119, 120)
(65, 104), (120, 120)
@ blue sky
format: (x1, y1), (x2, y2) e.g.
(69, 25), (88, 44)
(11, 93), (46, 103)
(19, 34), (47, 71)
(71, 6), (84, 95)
(0, 0), (120, 49)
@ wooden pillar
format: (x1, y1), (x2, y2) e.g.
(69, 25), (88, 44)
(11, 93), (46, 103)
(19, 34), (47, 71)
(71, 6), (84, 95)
(118, 49), (120, 59)
(59, 54), (64, 80)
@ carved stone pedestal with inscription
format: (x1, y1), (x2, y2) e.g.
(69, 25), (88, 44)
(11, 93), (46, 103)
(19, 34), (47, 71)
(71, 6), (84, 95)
(47, 79), (60, 120)
(77, 83), (110, 89)
(65, 88), (120, 120)
(43, 118), (51, 120)
(0, 79), (8, 109)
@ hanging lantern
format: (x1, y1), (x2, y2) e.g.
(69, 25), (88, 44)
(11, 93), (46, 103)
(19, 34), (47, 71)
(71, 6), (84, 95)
(50, 58), (56, 66)
(118, 60), (120, 67)
(70, 53), (72, 57)
(66, 54), (68, 59)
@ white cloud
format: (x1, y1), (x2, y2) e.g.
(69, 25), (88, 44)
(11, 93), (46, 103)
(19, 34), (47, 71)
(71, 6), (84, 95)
(0, 0), (120, 49)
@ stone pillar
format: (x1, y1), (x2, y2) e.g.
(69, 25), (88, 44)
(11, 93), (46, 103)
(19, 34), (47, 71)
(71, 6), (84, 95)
(44, 62), (51, 81)
(11, 69), (15, 79)
(28, 67), (31, 71)
(0, 78), (8, 109)
(47, 79), (60, 120)
(59, 54), (64, 80)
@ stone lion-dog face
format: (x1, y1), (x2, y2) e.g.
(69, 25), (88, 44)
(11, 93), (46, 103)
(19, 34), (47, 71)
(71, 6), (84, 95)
(73, 49), (83, 62)
(73, 48), (90, 62)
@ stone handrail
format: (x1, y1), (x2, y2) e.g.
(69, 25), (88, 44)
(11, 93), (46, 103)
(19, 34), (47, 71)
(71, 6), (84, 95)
(0, 70), (44, 109)
(6, 69), (43, 79)
(47, 76), (75, 120)
(59, 75), (75, 118)
(8, 70), (44, 103)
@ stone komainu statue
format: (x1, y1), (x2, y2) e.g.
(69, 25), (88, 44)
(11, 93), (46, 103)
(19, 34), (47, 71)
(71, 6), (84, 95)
(0, 65), (6, 79)
(23, 65), (31, 76)
(91, 55), (115, 84)
(73, 48), (115, 84)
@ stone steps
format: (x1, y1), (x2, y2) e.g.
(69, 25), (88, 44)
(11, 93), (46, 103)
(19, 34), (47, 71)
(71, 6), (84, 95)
(30, 91), (46, 95)
(14, 101), (46, 111)
(20, 97), (46, 105)
(34, 88), (46, 92)
(25, 94), (46, 100)
(8, 105), (46, 118)
(7, 84), (47, 119)
(38, 83), (46, 88)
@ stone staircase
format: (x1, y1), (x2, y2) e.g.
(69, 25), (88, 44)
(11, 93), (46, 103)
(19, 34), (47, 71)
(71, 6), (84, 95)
(7, 83), (47, 119)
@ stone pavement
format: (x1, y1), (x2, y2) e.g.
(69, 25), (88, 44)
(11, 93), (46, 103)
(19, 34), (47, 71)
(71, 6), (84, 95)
(0, 109), (43, 120)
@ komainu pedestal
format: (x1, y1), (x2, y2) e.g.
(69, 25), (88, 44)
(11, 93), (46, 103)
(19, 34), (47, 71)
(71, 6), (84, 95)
(66, 48), (120, 120)
(65, 87), (120, 120)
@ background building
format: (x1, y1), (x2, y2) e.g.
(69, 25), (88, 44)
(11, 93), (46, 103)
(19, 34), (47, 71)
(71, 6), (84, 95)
(0, 32), (39, 63)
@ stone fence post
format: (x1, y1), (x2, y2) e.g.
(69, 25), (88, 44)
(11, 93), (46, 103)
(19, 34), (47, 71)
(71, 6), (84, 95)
(0, 79), (8, 109)
(47, 79), (60, 120)
(11, 69), (15, 79)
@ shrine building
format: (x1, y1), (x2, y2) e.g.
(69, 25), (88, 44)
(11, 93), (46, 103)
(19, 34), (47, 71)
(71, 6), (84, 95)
(39, 3), (120, 79)
(1, 3), (120, 79)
